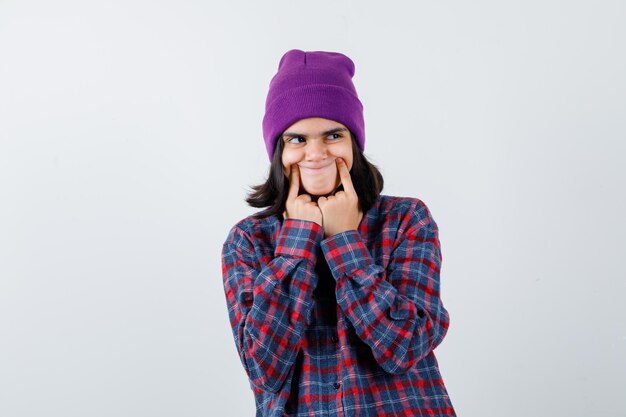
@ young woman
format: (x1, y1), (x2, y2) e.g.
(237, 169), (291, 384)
(221, 49), (457, 417)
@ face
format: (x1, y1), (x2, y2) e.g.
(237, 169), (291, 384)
(281, 117), (354, 196)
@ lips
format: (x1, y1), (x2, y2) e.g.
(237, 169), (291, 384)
(300, 163), (332, 174)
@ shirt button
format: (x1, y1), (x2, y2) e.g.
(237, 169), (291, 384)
(331, 334), (339, 343)
(332, 382), (341, 389)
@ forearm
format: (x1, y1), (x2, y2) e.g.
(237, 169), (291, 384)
(222, 219), (324, 392)
(321, 228), (450, 374)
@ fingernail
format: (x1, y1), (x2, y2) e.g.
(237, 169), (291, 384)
(337, 158), (343, 163)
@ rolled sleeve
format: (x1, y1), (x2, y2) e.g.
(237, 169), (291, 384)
(320, 229), (374, 280)
(275, 219), (325, 262)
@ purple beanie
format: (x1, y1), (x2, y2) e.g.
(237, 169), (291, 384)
(262, 49), (365, 161)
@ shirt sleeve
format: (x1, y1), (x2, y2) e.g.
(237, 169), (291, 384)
(320, 201), (450, 374)
(221, 218), (324, 393)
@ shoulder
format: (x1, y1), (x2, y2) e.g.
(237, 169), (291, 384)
(373, 194), (439, 239)
(223, 211), (281, 249)
(378, 194), (436, 223)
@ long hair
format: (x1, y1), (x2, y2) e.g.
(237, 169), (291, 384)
(245, 132), (384, 220)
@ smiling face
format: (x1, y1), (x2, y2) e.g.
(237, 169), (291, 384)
(281, 117), (354, 196)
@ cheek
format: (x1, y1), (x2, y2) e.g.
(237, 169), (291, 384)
(282, 151), (301, 175)
(341, 151), (353, 170)
(282, 157), (294, 176)
(344, 155), (353, 171)
(281, 156), (290, 175)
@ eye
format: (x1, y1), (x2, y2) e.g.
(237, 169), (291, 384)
(329, 133), (342, 140)
(287, 136), (305, 144)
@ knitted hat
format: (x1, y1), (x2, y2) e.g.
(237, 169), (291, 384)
(262, 49), (365, 161)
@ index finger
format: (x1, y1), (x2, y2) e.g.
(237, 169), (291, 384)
(287, 164), (300, 201)
(336, 158), (356, 196)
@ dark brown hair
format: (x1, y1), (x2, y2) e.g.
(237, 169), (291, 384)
(245, 132), (384, 219)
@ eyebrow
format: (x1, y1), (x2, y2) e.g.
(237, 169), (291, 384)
(282, 127), (348, 140)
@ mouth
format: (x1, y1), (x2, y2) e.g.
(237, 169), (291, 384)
(299, 163), (333, 174)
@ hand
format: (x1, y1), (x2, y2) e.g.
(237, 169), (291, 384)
(317, 158), (363, 238)
(282, 164), (323, 227)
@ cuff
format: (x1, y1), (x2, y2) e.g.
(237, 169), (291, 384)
(320, 230), (374, 280)
(275, 219), (325, 262)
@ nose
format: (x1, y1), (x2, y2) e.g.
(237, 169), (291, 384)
(305, 139), (328, 161)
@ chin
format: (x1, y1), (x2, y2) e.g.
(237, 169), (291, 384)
(304, 184), (340, 197)
(302, 176), (341, 196)
(305, 188), (333, 196)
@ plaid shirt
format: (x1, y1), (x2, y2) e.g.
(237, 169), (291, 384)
(221, 194), (456, 416)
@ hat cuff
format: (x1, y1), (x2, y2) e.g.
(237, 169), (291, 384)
(262, 84), (364, 160)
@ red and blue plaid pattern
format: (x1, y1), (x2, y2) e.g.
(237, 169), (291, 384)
(221, 195), (456, 416)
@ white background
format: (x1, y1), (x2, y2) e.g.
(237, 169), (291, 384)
(1, 1), (624, 416)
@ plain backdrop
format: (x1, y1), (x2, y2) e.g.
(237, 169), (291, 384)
(1, 1), (624, 416)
